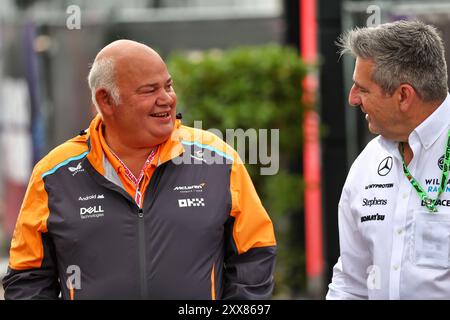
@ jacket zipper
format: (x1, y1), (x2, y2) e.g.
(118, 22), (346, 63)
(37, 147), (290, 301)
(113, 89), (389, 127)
(136, 164), (165, 300)
(84, 158), (160, 299)
(138, 207), (148, 299)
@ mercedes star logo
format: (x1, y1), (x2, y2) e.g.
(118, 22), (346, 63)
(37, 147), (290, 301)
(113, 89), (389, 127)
(378, 156), (393, 176)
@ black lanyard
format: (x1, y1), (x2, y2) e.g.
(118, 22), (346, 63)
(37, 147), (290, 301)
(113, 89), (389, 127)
(400, 129), (450, 213)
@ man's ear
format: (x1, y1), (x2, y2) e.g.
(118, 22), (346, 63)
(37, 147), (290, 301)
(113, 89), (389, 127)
(397, 84), (416, 113)
(95, 88), (116, 116)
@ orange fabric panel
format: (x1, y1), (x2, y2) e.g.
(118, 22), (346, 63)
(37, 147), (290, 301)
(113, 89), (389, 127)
(158, 121), (185, 164)
(210, 263), (216, 300)
(177, 125), (275, 254)
(85, 115), (105, 176)
(178, 125), (238, 163)
(86, 115), (137, 197)
(229, 159), (276, 254)
(87, 115), (185, 202)
(9, 136), (88, 270)
(8, 167), (49, 270)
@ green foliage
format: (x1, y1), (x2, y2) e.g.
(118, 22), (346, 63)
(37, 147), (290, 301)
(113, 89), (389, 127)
(168, 44), (309, 297)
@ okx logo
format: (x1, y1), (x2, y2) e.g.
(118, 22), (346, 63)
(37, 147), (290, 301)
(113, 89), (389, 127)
(178, 198), (205, 208)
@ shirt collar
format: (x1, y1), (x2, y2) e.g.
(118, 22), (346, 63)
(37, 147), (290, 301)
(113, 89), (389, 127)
(378, 135), (399, 160)
(413, 93), (450, 150)
(377, 93), (450, 158)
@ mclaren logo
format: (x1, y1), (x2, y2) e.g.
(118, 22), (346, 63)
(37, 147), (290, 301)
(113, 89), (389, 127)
(173, 183), (206, 193)
(377, 156), (393, 176)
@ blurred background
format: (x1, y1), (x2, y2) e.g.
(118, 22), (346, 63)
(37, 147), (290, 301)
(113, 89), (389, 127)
(2, 0), (450, 300)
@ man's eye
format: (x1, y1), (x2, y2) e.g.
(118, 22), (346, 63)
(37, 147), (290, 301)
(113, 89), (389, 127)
(357, 86), (368, 93)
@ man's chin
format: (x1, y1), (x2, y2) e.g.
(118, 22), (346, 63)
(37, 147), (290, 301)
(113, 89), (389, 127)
(151, 129), (174, 145)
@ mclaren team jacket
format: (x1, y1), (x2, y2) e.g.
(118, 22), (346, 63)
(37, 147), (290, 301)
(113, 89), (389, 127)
(2, 115), (277, 300)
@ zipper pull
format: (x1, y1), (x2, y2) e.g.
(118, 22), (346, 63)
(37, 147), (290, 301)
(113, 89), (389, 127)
(138, 208), (144, 218)
(135, 189), (142, 208)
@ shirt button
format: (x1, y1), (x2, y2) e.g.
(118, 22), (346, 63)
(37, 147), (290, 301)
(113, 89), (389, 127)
(393, 265), (399, 271)
(397, 229), (403, 235)
(402, 193), (408, 199)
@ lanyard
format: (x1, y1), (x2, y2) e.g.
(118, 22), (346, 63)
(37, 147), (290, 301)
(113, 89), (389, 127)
(111, 147), (158, 208)
(400, 129), (450, 213)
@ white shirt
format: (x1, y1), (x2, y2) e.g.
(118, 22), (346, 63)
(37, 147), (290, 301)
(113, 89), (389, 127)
(327, 94), (450, 300)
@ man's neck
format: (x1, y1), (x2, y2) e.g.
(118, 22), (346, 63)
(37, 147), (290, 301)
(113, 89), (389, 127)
(395, 98), (445, 165)
(103, 127), (156, 178)
(400, 142), (413, 166)
(409, 98), (444, 132)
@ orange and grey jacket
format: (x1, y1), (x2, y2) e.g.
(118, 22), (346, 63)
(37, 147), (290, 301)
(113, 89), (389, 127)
(2, 115), (276, 300)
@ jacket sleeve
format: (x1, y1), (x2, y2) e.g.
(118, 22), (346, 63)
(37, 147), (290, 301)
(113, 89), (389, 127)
(2, 164), (60, 300)
(222, 159), (277, 300)
(326, 185), (370, 300)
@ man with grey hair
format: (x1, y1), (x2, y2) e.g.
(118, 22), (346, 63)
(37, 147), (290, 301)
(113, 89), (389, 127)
(327, 20), (450, 299)
(2, 40), (276, 299)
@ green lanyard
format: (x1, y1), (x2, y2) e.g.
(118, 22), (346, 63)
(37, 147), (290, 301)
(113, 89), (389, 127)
(400, 129), (450, 213)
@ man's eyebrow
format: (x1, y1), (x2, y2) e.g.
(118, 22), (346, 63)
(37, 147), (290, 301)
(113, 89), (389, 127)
(353, 80), (367, 90)
(136, 78), (173, 91)
(136, 83), (157, 91)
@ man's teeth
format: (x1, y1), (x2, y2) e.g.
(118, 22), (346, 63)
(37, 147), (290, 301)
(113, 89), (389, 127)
(151, 112), (169, 117)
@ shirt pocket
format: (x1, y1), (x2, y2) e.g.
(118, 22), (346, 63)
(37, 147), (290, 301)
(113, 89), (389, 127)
(413, 210), (450, 269)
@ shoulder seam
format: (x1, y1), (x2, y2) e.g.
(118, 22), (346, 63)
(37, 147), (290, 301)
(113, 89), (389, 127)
(41, 151), (89, 179)
(180, 140), (234, 162)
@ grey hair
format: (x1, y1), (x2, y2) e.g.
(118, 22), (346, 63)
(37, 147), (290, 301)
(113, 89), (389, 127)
(87, 58), (121, 116)
(337, 20), (448, 102)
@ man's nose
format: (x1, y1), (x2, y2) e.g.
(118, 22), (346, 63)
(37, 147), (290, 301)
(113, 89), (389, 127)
(348, 84), (361, 107)
(156, 89), (175, 106)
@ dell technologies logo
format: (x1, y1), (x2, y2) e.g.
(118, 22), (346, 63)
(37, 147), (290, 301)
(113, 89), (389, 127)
(80, 206), (104, 219)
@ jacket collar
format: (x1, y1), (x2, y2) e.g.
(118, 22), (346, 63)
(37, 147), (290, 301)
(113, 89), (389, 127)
(86, 114), (185, 175)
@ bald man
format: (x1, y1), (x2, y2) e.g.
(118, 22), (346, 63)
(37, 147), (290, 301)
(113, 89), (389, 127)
(2, 40), (277, 300)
